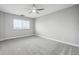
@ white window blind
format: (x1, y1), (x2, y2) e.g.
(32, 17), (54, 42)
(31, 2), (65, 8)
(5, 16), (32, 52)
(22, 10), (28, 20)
(13, 19), (30, 30)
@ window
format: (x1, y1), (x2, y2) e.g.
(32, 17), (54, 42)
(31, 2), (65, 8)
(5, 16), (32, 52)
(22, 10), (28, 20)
(13, 19), (30, 30)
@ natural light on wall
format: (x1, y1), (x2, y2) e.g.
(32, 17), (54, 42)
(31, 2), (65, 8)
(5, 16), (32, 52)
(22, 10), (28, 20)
(13, 19), (30, 30)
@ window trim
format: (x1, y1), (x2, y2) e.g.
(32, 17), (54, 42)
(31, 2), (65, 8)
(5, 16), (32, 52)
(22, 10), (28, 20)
(13, 19), (31, 30)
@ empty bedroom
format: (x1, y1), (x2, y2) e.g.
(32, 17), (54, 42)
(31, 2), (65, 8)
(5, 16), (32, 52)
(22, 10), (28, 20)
(0, 4), (79, 55)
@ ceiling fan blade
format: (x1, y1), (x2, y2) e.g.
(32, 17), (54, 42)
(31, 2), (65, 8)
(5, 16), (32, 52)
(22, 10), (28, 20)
(25, 8), (31, 10)
(29, 10), (32, 13)
(37, 8), (44, 10)
(36, 11), (39, 14)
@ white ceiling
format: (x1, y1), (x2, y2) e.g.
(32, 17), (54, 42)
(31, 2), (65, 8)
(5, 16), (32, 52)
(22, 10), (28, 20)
(0, 4), (75, 18)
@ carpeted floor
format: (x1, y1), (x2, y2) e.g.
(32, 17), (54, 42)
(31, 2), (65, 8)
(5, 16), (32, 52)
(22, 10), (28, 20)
(0, 36), (79, 55)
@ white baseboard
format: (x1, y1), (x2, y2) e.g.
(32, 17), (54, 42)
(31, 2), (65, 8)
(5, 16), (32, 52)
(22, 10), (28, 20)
(37, 35), (79, 48)
(1, 34), (79, 48)
(0, 34), (35, 41)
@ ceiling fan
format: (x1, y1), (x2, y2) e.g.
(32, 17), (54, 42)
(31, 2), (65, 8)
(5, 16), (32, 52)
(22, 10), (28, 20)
(26, 4), (45, 14)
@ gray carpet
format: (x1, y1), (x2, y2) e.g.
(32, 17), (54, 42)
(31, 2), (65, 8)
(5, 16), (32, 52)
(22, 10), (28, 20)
(0, 36), (79, 55)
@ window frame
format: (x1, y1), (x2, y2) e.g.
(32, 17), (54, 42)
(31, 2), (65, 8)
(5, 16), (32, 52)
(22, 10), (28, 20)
(13, 19), (31, 30)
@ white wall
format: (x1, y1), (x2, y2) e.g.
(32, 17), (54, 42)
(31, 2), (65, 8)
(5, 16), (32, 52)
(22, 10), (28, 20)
(0, 12), (5, 39)
(0, 11), (35, 41)
(36, 5), (79, 46)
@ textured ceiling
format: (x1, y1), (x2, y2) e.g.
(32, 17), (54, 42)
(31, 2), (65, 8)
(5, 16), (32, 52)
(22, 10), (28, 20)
(0, 4), (75, 18)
